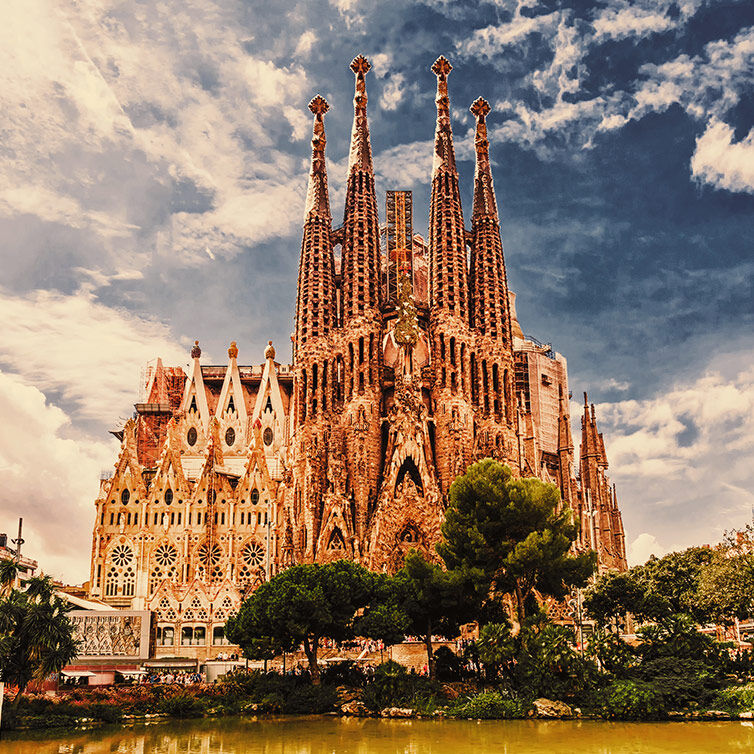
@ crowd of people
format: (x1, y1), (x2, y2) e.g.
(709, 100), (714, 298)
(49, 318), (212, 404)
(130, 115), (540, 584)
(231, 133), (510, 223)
(143, 671), (203, 685)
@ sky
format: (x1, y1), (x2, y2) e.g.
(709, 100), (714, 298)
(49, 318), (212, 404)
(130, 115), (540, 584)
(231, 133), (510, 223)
(1, 0), (753, 583)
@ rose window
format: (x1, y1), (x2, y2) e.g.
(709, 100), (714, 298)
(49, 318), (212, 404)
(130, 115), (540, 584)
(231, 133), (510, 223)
(154, 543), (178, 567)
(197, 542), (222, 566)
(110, 544), (133, 567)
(242, 542), (264, 567)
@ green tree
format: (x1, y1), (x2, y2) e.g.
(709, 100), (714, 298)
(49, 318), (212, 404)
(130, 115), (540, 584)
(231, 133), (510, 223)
(696, 528), (754, 624)
(438, 459), (595, 626)
(0, 568), (79, 709)
(226, 559), (398, 684)
(392, 550), (478, 679)
(584, 546), (718, 626)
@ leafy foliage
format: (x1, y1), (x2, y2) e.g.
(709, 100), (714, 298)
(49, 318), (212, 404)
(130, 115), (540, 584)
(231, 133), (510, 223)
(447, 691), (525, 719)
(0, 572), (79, 706)
(391, 550), (478, 678)
(599, 680), (667, 720)
(712, 683), (754, 713)
(359, 660), (441, 712)
(226, 559), (398, 684)
(439, 459), (595, 625)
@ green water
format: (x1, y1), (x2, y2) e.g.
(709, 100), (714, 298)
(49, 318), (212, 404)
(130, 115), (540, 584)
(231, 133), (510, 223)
(1, 717), (753, 753)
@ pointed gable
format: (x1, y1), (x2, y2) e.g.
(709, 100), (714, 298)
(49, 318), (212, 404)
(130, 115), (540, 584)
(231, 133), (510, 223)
(215, 341), (248, 423)
(181, 341), (211, 431)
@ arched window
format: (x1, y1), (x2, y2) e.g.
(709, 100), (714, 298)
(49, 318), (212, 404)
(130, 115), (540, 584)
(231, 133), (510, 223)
(250, 488), (259, 505)
(120, 489), (130, 505)
(187, 427), (198, 446)
(164, 488), (173, 505)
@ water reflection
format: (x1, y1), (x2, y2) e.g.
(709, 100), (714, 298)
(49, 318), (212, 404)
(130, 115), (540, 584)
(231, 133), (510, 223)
(1, 717), (753, 754)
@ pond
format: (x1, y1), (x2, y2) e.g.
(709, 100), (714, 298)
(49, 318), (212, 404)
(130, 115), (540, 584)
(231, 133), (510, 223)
(1, 716), (753, 753)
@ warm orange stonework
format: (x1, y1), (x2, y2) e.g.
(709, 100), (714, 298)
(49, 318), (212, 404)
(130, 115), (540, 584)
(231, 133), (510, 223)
(89, 56), (627, 661)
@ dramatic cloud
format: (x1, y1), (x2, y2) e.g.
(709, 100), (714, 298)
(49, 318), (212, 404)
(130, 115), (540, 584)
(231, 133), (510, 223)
(1, 0), (752, 582)
(0, 288), (191, 422)
(0, 372), (116, 582)
(596, 354), (754, 559)
(691, 120), (754, 193)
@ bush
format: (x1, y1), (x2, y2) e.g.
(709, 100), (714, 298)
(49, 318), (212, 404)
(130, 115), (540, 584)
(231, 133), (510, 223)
(713, 683), (754, 713)
(361, 661), (443, 712)
(434, 646), (463, 682)
(158, 691), (206, 717)
(87, 703), (122, 723)
(600, 680), (667, 720)
(283, 684), (338, 714)
(447, 691), (525, 719)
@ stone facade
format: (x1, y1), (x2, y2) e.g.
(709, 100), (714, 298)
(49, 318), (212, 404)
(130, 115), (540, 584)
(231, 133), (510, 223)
(88, 55), (627, 660)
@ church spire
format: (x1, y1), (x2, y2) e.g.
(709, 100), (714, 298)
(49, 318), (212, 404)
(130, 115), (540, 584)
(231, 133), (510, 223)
(341, 54), (381, 322)
(558, 385), (573, 454)
(469, 97), (512, 343)
(428, 56), (468, 319)
(295, 95), (336, 351)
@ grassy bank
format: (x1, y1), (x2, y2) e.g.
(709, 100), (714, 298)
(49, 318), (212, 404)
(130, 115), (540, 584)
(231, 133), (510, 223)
(3, 664), (754, 730)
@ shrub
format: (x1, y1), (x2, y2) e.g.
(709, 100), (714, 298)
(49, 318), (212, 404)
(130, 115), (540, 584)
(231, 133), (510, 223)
(361, 661), (442, 712)
(158, 691), (206, 717)
(712, 683), (754, 713)
(434, 646), (463, 682)
(283, 684), (338, 714)
(87, 703), (122, 723)
(447, 691), (525, 719)
(600, 680), (667, 720)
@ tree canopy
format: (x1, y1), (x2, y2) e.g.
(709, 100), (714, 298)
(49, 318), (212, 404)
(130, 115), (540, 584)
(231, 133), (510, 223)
(438, 459), (595, 626)
(583, 543), (753, 627)
(391, 550), (479, 678)
(225, 559), (403, 684)
(0, 564), (79, 707)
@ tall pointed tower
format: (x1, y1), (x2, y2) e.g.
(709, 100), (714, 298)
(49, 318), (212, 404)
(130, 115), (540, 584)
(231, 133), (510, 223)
(468, 97), (519, 470)
(580, 393), (627, 570)
(428, 57), (474, 492)
(292, 95), (337, 562)
(338, 55), (383, 551)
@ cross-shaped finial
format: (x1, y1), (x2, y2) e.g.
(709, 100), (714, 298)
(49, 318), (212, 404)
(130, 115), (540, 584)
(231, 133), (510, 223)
(350, 55), (371, 75)
(431, 56), (452, 77)
(470, 97), (491, 118)
(309, 95), (329, 116)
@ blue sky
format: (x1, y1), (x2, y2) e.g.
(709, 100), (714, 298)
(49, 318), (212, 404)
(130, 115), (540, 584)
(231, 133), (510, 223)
(0, 0), (753, 581)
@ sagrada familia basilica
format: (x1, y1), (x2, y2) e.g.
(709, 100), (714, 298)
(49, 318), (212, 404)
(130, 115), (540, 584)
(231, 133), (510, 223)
(88, 57), (627, 658)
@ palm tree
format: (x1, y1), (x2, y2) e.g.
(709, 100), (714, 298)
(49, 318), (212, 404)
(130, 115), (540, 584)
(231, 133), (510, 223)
(0, 574), (79, 711)
(0, 559), (19, 595)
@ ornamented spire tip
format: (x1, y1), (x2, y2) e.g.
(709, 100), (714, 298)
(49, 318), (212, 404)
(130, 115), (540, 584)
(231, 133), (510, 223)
(228, 341), (239, 359)
(470, 97), (491, 118)
(191, 340), (201, 359)
(350, 54), (371, 75)
(431, 56), (452, 77)
(308, 95), (329, 115)
(264, 340), (276, 360)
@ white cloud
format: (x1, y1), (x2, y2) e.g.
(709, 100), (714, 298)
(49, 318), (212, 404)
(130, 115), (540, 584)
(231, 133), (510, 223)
(374, 140), (434, 188)
(595, 352), (754, 558)
(691, 119), (754, 194)
(294, 30), (316, 58)
(0, 0), (315, 287)
(0, 288), (191, 422)
(628, 533), (666, 566)
(453, 5), (754, 194)
(0, 371), (116, 583)
(381, 73), (407, 111)
(593, 5), (675, 43)
(457, 4), (560, 62)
